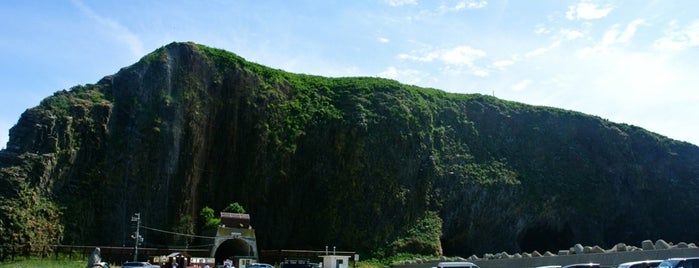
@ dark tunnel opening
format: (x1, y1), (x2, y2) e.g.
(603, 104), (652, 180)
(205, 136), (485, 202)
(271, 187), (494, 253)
(214, 238), (255, 265)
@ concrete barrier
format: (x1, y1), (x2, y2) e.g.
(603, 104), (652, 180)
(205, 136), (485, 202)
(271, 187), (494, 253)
(393, 248), (699, 268)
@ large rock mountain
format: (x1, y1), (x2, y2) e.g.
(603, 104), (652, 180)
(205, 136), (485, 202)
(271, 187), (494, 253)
(1, 42), (698, 258)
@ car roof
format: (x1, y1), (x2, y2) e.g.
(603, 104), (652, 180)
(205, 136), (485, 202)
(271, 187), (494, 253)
(665, 258), (699, 261)
(617, 260), (663, 267)
(562, 263), (600, 268)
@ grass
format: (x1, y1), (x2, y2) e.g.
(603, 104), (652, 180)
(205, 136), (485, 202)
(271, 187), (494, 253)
(0, 258), (89, 268)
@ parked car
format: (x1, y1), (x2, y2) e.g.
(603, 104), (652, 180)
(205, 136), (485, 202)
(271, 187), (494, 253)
(617, 260), (663, 268)
(657, 257), (699, 268)
(562, 263), (600, 268)
(90, 262), (110, 268)
(249, 263), (274, 268)
(435, 262), (481, 268)
(121, 261), (159, 268)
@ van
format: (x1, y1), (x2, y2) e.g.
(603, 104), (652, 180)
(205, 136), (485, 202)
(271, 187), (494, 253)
(436, 262), (480, 268)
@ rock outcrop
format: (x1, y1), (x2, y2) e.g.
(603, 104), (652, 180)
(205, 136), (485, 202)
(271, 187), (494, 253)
(2, 42), (699, 258)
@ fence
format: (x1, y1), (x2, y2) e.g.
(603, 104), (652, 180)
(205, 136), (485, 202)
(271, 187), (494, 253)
(0, 244), (209, 264)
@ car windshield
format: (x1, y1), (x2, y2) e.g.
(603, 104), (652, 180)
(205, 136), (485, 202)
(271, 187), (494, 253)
(658, 260), (680, 268)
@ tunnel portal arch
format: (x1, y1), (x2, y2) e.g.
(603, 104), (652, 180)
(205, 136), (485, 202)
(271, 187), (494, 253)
(211, 213), (258, 265)
(213, 237), (257, 263)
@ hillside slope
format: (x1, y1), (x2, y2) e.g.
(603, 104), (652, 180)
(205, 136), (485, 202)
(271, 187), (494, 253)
(1, 42), (698, 258)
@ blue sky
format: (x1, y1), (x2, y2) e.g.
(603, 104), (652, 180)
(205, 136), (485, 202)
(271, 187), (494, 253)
(1, 0), (698, 148)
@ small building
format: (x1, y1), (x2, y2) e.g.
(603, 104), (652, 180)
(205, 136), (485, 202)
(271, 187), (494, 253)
(151, 252), (191, 268)
(320, 255), (351, 268)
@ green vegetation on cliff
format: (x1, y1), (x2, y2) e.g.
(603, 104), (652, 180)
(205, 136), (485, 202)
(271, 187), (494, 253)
(1, 42), (698, 260)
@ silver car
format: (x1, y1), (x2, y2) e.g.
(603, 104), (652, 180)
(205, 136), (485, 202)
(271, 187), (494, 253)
(617, 260), (662, 268)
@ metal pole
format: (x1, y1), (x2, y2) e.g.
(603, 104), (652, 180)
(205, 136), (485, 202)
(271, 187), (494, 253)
(132, 213), (141, 261)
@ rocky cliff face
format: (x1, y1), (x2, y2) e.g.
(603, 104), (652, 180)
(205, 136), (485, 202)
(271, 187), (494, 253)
(1, 42), (698, 257)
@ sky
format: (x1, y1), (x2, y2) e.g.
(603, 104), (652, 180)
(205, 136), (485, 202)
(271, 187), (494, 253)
(1, 0), (698, 149)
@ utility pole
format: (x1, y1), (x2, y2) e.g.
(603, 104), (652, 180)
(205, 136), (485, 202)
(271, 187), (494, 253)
(131, 213), (143, 261)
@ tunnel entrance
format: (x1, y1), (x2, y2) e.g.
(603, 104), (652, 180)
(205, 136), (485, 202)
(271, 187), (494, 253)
(214, 238), (256, 265)
(519, 223), (573, 253)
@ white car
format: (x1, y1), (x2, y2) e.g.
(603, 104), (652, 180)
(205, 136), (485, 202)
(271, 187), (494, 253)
(617, 260), (662, 268)
(249, 263), (274, 268)
(90, 262), (110, 268)
(121, 261), (159, 268)
(435, 262), (480, 268)
(562, 264), (600, 268)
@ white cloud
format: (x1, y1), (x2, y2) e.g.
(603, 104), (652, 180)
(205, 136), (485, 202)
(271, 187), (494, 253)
(378, 37), (391, 43)
(439, 0), (487, 12)
(455, 0), (488, 10)
(512, 80), (531, 91)
(471, 68), (489, 77)
(654, 20), (699, 51)
(384, 0), (417, 7)
(492, 60), (514, 69)
(525, 41), (560, 58)
(378, 66), (426, 84)
(579, 19), (646, 55)
(71, 0), (145, 58)
(566, 1), (613, 20)
(535, 25), (552, 35)
(399, 45), (486, 66)
(600, 19), (645, 46)
(561, 29), (585, 40)
(440, 46), (487, 65)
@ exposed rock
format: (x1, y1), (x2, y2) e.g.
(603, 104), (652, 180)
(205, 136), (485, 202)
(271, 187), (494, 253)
(3, 42), (699, 259)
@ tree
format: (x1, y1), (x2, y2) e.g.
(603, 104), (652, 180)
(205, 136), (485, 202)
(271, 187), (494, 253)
(0, 183), (64, 259)
(223, 202), (246, 214)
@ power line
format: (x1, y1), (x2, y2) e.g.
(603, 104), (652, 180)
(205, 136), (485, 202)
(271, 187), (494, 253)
(141, 225), (216, 239)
